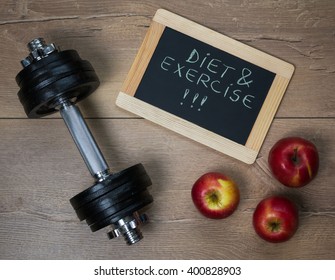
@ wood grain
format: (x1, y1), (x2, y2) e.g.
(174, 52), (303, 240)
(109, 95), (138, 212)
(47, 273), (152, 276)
(0, 118), (334, 259)
(0, 1), (334, 118)
(0, 0), (334, 260)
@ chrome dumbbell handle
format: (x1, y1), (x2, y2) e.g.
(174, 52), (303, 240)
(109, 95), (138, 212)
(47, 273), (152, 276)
(60, 101), (110, 181)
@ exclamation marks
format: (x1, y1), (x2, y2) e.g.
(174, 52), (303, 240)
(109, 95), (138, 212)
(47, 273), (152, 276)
(198, 96), (208, 111)
(180, 89), (190, 105)
(190, 93), (199, 108)
(180, 89), (208, 111)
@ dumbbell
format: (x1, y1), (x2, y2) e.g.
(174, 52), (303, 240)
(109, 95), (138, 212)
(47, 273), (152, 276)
(15, 38), (153, 245)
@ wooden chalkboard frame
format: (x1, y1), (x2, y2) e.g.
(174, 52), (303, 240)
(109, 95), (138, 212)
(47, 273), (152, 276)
(116, 9), (295, 164)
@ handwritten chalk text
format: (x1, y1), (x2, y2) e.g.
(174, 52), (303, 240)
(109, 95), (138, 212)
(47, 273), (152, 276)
(160, 49), (255, 109)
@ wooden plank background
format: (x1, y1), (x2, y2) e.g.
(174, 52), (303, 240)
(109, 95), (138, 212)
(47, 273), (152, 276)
(0, 0), (334, 259)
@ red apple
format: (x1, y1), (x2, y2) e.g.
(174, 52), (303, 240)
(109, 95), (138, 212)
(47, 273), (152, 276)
(268, 137), (319, 187)
(191, 172), (240, 219)
(253, 196), (299, 243)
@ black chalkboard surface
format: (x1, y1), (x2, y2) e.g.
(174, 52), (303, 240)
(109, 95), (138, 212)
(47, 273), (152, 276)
(134, 27), (276, 145)
(117, 9), (294, 164)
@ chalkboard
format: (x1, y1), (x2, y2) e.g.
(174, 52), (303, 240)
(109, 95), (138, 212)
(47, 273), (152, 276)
(116, 9), (294, 164)
(134, 27), (276, 145)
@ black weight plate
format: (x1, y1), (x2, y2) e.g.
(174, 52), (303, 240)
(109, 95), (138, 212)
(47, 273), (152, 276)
(89, 191), (153, 232)
(90, 192), (153, 232)
(70, 164), (149, 210)
(20, 70), (99, 118)
(76, 171), (150, 213)
(85, 191), (150, 226)
(18, 60), (94, 93)
(16, 49), (100, 118)
(76, 168), (151, 213)
(70, 164), (146, 209)
(106, 194), (153, 225)
(76, 172), (151, 221)
(16, 50), (81, 85)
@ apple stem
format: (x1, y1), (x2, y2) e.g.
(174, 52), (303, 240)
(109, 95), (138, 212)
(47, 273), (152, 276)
(208, 192), (219, 204)
(269, 221), (280, 232)
(292, 148), (299, 164)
